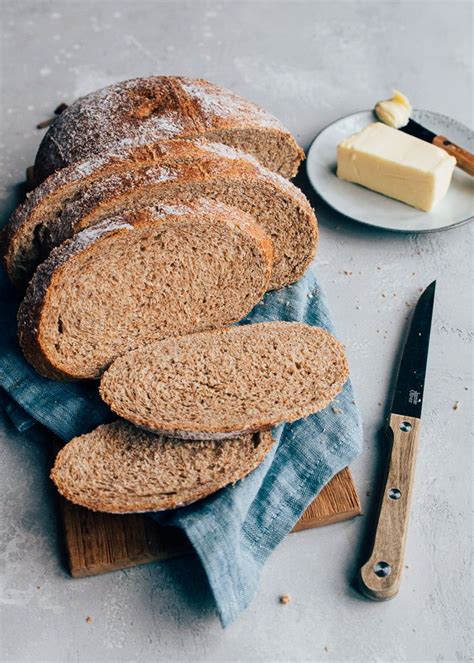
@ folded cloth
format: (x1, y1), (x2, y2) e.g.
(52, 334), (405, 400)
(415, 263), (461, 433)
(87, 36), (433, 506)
(0, 262), (362, 626)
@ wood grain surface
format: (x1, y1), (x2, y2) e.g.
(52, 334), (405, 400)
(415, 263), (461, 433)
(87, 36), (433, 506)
(57, 466), (361, 578)
(359, 413), (421, 600)
(433, 135), (474, 176)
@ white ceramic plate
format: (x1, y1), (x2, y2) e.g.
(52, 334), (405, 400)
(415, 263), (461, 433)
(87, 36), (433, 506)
(306, 110), (473, 233)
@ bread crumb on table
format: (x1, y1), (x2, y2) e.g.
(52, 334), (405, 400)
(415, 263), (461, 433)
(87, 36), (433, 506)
(331, 406), (343, 414)
(85, 616), (93, 624)
(279, 594), (290, 605)
(453, 401), (460, 410)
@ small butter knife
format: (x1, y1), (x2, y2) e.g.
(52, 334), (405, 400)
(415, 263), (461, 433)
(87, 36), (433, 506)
(401, 119), (474, 176)
(359, 281), (436, 600)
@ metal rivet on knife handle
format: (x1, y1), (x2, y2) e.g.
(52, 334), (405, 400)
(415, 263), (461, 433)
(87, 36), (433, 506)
(373, 561), (392, 578)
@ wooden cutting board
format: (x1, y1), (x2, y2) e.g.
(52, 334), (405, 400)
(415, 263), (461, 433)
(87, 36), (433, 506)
(57, 466), (361, 578)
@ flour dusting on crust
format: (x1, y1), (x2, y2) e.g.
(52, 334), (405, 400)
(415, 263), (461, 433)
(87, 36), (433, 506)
(34, 76), (300, 179)
(179, 79), (283, 129)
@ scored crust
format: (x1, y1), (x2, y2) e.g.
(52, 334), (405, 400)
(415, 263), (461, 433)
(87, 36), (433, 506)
(50, 421), (276, 513)
(34, 76), (305, 181)
(99, 322), (350, 439)
(17, 199), (273, 381)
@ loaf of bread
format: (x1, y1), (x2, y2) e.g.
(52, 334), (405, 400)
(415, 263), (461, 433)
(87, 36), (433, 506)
(99, 322), (349, 439)
(34, 76), (304, 182)
(5, 141), (317, 290)
(8, 76), (346, 516)
(17, 200), (272, 380)
(50, 421), (275, 513)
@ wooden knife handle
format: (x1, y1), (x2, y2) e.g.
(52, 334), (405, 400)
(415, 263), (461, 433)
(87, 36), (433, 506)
(433, 135), (474, 176)
(359, 413), (421, 600)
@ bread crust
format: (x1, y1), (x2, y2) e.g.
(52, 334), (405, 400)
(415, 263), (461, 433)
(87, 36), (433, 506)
(17, 220), (134, 381)
(17, 200), (273, 381)
(34, 76), (304, 181)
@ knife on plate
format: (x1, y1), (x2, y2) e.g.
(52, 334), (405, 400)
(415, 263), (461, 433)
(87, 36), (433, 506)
(359, 280), (436, 600)
(400, 120), (474, 176)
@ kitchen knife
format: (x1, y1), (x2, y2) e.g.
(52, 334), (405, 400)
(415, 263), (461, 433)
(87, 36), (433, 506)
(359, 281), (436, 600)
(401, 119), (474, 176)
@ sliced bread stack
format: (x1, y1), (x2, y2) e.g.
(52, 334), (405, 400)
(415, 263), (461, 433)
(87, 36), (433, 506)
(4, 77), (348, 514)
(5, 139), (317, 289)
(52, 322), (350, 512)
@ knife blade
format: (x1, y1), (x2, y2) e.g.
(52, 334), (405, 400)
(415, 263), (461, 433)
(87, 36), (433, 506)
(359, 281), (436, 600)
(401, 120), (474, 176)
(391, 279), (436, 419)
(400, 118), (436, 144)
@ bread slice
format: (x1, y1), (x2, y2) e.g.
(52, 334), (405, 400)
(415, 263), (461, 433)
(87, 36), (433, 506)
(34, 76), (304, 182)
(50, 420), (275, 513)
(4, 139), (229, 288)
(17, 200), (273, 381)
(100, 322), (350, 439)
(5, 141), (317, 290)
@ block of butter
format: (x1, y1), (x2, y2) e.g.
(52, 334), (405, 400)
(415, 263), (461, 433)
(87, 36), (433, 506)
(337, 122), (456, 211)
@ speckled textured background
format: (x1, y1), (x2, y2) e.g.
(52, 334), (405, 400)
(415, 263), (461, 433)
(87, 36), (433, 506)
(1, 1), (472, 661)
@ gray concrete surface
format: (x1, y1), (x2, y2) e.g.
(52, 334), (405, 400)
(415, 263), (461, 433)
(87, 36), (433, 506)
(1, 1), (472, 661)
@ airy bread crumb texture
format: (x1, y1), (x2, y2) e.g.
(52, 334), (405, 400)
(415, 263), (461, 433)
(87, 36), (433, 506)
(100, 321), (350, 439)
(51, 420), (276, 513)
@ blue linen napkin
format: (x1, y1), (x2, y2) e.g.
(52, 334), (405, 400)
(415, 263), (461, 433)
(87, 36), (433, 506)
(0, 262), (362, 626)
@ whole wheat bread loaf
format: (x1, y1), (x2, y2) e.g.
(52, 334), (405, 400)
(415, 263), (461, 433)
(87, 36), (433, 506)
(100, 322), (350, 439)
(5, 141), (317, 290)
(50, 420), (275, 513)
(34, 76), (304, 182)
(18, 200), (272, 380)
